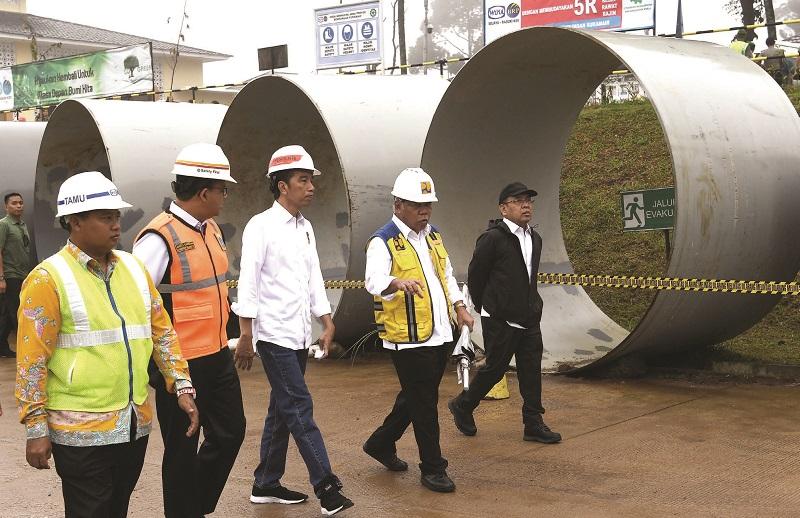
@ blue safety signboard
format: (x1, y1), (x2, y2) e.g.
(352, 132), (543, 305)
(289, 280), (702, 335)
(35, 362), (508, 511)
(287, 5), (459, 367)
(315, 1), (381, 70)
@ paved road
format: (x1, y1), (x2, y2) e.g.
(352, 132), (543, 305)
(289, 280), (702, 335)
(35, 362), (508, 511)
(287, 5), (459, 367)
(1, 355), (798, 517)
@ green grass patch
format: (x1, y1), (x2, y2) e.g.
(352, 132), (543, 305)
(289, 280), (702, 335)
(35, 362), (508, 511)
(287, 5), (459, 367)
(561, 90), (800, 364)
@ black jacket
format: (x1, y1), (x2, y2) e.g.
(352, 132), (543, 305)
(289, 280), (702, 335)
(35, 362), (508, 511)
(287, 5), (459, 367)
(467, 219), (543, 328)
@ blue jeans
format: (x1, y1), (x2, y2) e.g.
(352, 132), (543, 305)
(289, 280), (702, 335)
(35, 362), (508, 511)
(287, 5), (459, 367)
(253, 341), (334, 490)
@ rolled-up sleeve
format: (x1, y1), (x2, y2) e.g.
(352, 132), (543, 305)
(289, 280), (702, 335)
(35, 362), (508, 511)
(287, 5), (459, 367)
(232, 216), (263, 319)
(365, 238), (397, 301)
(308, 225), (332, 318)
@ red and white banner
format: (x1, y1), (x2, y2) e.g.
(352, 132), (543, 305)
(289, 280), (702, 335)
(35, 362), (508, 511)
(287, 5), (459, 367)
(484, 0), (655, 44)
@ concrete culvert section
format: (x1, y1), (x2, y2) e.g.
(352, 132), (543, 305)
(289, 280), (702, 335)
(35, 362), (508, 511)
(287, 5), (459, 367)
(0, 122), (46, 262)
(217, 75), (448, 346)
(34, 99), (227, 257)
(421, 27), (800, 372)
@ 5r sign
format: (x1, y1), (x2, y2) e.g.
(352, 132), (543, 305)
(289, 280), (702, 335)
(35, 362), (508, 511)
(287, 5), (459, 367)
(573, 0), (597, 16)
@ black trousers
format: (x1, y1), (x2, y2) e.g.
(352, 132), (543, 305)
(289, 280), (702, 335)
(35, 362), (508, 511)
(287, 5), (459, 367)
(365, 344), (449, 475)
(0, 277), (22, 348)
(52, 436), (149, 518)
(458, 316), (545, 423)
(150, 348), (246, 518)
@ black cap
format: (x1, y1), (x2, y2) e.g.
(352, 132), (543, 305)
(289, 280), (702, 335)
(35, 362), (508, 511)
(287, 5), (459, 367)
(499, 182), (537, 204)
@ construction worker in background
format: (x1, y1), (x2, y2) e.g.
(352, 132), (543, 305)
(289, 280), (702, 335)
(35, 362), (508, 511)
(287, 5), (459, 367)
(133, 143), (245, 518)
(363, 167), (474, 493)
(448, 182), (561, 445)
(730, 28), (756, 58)
(233, 145), (354, 516)
(15, 171), (199, 517)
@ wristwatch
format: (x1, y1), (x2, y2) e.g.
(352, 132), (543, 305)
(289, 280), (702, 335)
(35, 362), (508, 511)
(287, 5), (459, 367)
(453, 301), (466, 309)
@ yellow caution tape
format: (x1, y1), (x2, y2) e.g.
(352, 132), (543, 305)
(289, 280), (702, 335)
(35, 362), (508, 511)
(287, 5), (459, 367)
(660, 18), (800, 38)
(226, 275), (797, 295)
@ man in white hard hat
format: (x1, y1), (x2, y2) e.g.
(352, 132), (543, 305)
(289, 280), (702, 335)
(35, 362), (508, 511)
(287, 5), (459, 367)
(15, 171), (199, 517)
(363, 167), (474, 493)
(233, 145), (353, 516)
(133, 143), (245, 518)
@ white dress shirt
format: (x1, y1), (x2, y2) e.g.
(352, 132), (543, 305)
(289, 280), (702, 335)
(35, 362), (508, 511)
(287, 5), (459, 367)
(480, 217), (532, 329)
(232, 202), (331, 350)
(132, 202), (205, 285)
(365, 215), (463, 351)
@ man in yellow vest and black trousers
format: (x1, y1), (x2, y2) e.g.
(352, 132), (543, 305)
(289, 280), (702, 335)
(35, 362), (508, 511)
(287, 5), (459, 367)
(363, 167), (474, 493)
(16, 171), (199, 517)
(133, 143), (245, 518)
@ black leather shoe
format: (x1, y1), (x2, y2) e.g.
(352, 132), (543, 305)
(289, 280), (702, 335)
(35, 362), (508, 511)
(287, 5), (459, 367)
(523, 416), (561, 444)
(447, 398), (477, 436)
(362, 443), (408, 471)
(421, 472), (456, 493)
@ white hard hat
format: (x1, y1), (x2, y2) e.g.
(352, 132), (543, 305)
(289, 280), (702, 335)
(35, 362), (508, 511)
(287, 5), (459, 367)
(267, 145), (321, 177)
(56, 171), (132, 218)
(171, 143), (237, 183)
(391, 167), (438, 203)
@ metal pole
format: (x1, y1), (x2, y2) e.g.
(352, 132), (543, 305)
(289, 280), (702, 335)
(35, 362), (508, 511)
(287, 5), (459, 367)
(664, 229), (671, 261)
(423, 0), (430, 75)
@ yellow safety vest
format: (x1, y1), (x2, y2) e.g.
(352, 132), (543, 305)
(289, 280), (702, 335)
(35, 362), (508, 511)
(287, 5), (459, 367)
(41, 248), (153, 412)
(370, 221), (454, 345)
(730, 40), (749, 55)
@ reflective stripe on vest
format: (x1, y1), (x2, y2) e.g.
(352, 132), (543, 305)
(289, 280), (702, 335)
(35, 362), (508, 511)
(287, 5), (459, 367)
(158, 273), (227, 293)
(42, 248), (153, 412)
(48, 252), (151, 348)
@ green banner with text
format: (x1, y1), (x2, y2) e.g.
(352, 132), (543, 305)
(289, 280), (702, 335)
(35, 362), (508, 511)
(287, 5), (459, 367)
(11, 43), (154, 110)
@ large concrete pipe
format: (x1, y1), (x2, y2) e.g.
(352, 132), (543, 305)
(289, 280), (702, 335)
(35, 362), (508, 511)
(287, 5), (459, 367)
(421, 27), (800, 372)
(34, 99), (227, 257)
(0, 122), (45, 262)
(217, 75), (448, 346)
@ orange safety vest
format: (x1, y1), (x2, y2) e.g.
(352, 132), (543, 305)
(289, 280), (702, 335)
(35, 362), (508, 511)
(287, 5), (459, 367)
(136, 211), (230, 360)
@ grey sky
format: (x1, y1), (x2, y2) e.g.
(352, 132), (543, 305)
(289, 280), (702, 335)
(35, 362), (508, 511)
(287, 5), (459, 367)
(25, 1), (787, 84)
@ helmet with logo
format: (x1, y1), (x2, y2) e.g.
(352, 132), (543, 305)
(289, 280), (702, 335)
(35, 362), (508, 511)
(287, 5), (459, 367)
(267, 145), (321, 177)
(391, 167), (438, 203)
(55, 171), (132, 217)
(171, 143), (237, 183)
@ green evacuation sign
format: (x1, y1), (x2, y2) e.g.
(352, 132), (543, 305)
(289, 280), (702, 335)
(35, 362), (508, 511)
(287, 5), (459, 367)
(620, 187), (675, 231)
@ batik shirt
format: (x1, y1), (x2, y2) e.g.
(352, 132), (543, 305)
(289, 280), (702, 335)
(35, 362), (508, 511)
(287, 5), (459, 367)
(15, 240), (192, 446)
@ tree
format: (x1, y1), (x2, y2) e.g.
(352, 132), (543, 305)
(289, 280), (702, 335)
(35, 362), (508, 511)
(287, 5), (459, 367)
(724, 0), (764, 41)
(407, 0), (483, 76)
(764, 0), (777, 40)
(167, 0), (190, 99)
(398, 0), (408, 75)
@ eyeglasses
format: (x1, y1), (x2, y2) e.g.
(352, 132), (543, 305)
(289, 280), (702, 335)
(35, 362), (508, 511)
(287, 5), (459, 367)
(208, 187), (228, 198)
(502, 197), (533, 207)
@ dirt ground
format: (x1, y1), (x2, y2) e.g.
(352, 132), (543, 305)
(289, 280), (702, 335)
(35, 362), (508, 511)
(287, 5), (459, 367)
(2, 354), (800, 518)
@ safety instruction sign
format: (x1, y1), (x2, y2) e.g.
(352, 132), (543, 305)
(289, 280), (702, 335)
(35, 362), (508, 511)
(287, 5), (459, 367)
(315, 1), (381, 70)
(620, 187), (674, 232)
(484, 0), (656, 44)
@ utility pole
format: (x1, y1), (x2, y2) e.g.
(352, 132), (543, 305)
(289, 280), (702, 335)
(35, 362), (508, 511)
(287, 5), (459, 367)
(398, 0), (407, 74)
(423, 0), (429, 75)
